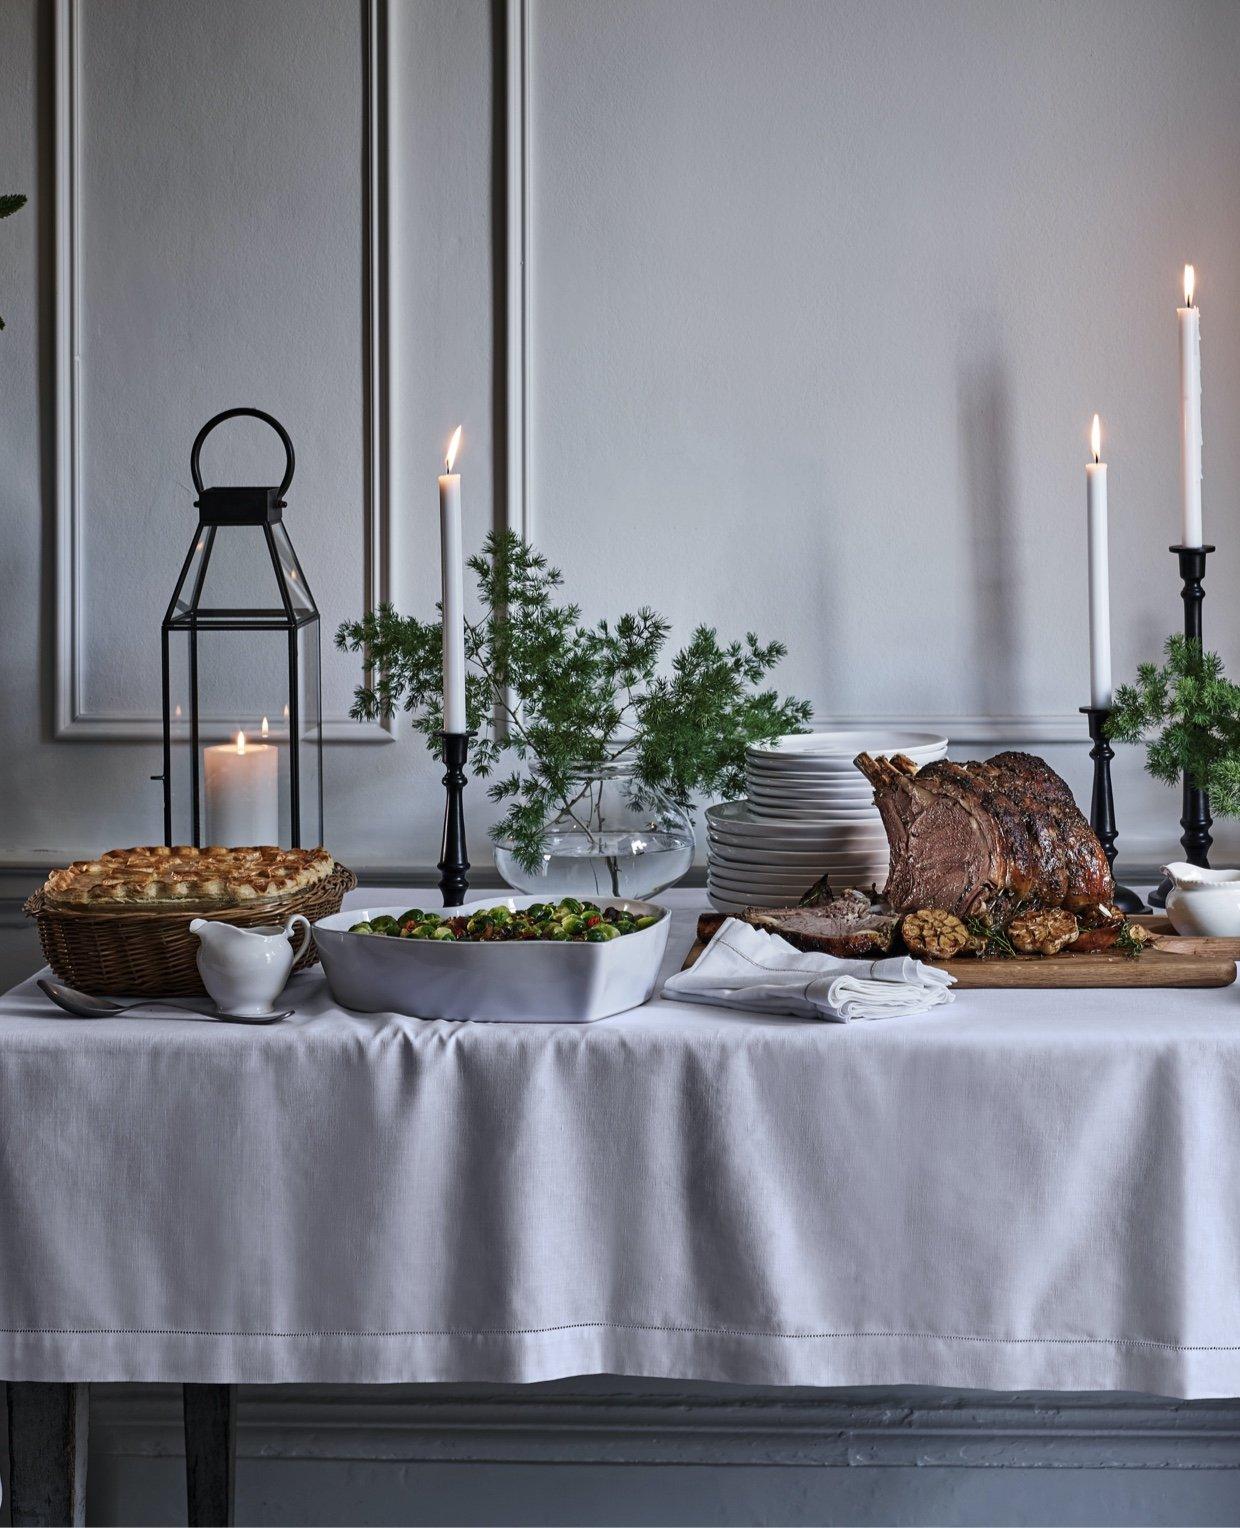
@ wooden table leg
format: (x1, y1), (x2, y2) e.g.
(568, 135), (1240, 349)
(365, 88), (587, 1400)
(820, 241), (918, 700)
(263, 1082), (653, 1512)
(5, 1382), (89, 1527)
(183, 1384), (236, 1527)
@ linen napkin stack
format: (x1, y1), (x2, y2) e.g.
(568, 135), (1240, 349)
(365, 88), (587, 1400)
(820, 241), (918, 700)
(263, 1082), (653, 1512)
(662, 916), (955, 1022)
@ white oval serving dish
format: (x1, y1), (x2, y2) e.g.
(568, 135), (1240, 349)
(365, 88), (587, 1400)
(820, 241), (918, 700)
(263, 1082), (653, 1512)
(313, 895), (671, 1023)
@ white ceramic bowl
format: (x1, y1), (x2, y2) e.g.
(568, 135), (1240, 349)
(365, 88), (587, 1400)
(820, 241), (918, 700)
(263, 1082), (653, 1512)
(312, 895), (671, 1023)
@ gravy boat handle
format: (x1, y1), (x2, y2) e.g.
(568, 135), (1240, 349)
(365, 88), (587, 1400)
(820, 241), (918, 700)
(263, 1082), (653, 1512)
(285, 914), (313, 963)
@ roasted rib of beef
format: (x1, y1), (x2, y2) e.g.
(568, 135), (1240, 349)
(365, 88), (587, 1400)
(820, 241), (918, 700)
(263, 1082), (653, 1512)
(853, 749), (1116, 926)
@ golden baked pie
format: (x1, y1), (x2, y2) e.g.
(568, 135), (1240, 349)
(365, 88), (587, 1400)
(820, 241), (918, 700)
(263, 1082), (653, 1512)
(43, 845), (335, 911)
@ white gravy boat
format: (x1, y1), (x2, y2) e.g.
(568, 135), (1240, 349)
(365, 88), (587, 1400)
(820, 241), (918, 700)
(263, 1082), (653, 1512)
(189, 915), (312, 1016)
(1161, 863), (1240, 938)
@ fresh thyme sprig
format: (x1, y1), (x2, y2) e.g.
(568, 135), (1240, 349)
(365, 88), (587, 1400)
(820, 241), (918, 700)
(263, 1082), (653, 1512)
(963, 915), (1018, 959)
(1114, 921), (1147, 960)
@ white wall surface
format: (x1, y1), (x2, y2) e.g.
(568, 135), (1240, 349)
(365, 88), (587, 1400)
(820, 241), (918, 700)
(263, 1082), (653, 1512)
(4, 0), (1240, 875)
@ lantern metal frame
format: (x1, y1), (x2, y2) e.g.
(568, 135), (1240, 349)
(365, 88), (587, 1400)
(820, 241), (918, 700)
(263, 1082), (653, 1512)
(158, 407), (324, 849)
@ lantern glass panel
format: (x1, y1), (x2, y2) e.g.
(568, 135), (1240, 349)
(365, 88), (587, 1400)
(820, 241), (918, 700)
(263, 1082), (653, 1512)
(185, 524), (297, 621)
(163, 623), (323, 849)
(270, 523), (317, 617)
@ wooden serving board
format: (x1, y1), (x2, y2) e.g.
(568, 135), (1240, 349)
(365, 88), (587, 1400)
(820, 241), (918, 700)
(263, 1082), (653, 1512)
(682, 915), (1240, 990)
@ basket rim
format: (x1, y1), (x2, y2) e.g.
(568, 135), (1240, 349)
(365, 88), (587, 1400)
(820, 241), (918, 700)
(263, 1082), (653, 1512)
(25, 862), (357, 921)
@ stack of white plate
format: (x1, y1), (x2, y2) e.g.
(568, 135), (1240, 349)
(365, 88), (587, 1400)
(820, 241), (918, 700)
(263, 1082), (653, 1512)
(706, 730), (948, 913)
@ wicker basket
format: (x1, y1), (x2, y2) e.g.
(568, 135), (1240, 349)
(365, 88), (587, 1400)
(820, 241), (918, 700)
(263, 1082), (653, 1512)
(23, 862), (357, 997)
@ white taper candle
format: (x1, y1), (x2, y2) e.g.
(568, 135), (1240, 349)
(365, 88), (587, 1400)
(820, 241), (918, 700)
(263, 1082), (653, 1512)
(438, 425), (467, 733)
(1178, 264), (1203, 547)
(1086, 414), (1112, 710)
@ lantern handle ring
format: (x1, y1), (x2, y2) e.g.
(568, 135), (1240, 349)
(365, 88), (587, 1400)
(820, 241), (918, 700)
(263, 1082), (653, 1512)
(190, 408), (295, 501)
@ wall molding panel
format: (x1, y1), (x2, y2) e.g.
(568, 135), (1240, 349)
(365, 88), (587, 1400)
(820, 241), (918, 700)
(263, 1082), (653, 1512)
(502, 1), (1091, 745)
(505, 0), (532, 543)
(51, 0), (394, 746)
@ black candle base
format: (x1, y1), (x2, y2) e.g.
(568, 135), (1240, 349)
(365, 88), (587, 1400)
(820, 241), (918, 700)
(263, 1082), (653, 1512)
(1149, 544), (1214, 909)
(1080, 706), (1148, 915)
(437, 731), (473, 908)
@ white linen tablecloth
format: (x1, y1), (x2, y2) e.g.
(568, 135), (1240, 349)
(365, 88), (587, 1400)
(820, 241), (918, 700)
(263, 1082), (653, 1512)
(2, 888), (1239, 1396)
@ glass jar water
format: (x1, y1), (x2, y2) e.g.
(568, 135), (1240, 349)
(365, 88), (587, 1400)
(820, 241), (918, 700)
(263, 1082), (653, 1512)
(492, 758), (695, 900)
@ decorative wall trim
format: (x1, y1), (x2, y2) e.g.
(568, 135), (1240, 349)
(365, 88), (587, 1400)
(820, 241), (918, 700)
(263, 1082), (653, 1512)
(87, 1383), (1240, 1471)
(502, 3), (1084, 744)
(51, 0), (394, 745)
(506, 0), (532, 541)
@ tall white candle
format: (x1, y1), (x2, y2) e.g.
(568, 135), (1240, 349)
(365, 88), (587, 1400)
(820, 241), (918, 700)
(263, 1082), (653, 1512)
(1086, 414), (1112, 709)
(204, 731), (279, 845)
(1178, 263), (1203, 547)
(438, 425), (467, 733)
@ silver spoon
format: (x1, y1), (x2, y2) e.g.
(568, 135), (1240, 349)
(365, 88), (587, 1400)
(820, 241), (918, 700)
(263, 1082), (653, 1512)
(37, 979), (291, 1025)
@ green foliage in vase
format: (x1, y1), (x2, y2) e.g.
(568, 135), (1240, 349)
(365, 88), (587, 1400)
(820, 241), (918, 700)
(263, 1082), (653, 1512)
(335, 530), (812, 871)
(1107, 634), (1240, 816)
(0, 193), (26, 331)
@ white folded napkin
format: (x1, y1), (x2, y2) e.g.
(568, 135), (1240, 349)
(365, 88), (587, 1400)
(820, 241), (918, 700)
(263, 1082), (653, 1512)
(662, 916), (956, 1022)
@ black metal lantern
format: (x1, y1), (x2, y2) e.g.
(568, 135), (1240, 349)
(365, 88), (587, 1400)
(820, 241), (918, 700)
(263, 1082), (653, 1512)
(158, 408), (324, 849)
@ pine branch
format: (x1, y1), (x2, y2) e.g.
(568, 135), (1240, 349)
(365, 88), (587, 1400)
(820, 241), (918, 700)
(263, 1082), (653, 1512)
(335, 532), (810, 871)
(1107, 635), (1240, 813)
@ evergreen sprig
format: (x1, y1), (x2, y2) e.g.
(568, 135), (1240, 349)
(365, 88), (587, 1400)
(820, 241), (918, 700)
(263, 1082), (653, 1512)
(1107, 634), (1240, 816)
(336, 530), (812, 870)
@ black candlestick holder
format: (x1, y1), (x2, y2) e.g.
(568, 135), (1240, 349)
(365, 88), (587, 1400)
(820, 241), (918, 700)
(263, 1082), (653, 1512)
(1149, 544), (1215, 908)
(437, 731), (473, 908)
(1079, 706), (1148, 914)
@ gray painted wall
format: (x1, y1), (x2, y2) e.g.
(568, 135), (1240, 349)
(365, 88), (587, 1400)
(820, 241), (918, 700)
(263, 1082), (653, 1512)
(4, 0), (1240, 877)
(5, 2), (1240, 1524)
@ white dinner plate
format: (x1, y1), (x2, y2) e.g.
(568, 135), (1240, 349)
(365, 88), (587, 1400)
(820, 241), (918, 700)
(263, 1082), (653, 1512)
(709, 845), (885, 867)
(707, 891), (801, 912)
(744, 786), (876, 806)
(708, 874), (879, 892)
(708, 867), (887, 886)
(745, 747), (942, 770)
(747, 730), (948, 761)
(707, 801), (880, 831)
(741, 795), (879, 813)
(742, 806), (885, 819)
(708, 826), (883, 849)
(708, 860), (887, 884)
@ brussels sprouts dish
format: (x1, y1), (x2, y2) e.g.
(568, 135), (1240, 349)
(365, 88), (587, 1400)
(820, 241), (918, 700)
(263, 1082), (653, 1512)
(349, 898), (661, 944)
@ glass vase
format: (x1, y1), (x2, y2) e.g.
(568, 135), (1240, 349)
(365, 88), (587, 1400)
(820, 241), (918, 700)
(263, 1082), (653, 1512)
(492, 758), (695, 901)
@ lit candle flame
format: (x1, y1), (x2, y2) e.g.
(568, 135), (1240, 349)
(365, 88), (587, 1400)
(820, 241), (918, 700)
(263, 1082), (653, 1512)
(1184, 264), (1196, 308)
(236, 730), (247, 756)
(445, 424), (463, 473)
(261, 715), (269, 739)
(1090, 413), (1101, 463)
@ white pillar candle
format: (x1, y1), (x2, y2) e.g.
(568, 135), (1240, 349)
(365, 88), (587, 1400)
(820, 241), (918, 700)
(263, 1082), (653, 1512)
(438, 425), (467, 734)
(204, 731), (279, 846)
(1178, 264), (1203, 547)
(1086, 414), (1112, 709)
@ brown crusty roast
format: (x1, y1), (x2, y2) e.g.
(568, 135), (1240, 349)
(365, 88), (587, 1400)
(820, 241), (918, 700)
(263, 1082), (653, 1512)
(853, 749), (1120, 934)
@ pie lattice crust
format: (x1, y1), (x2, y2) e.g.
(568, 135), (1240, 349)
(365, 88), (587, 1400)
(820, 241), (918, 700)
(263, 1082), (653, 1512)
(43, 845), (336, 911)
